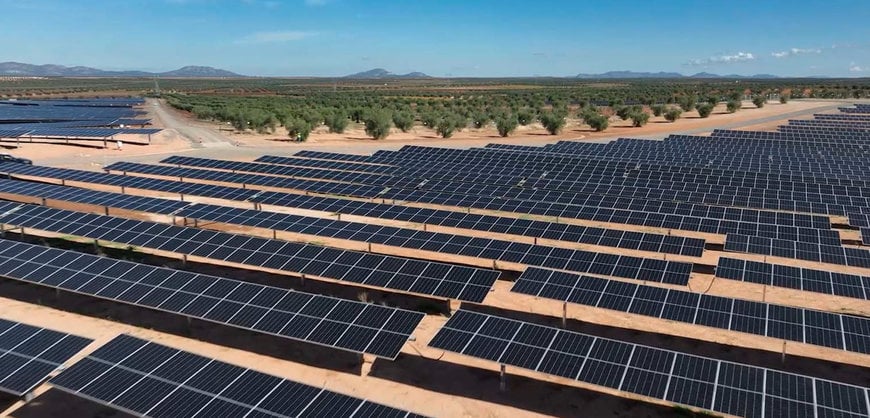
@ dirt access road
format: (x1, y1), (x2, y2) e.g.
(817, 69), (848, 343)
(148, 98), (236, 149)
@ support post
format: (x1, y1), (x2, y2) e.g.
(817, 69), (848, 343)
(93, 239), (99, 251)
(368, 242), (372, 253)
(182, 254), (188, 266)
(41, 197), (46, 206)
(104, 206), (110, 216)
(336, 213), (341, 221)
(499, 364), (506, 392)
(562, 301), (567, 328)
(533, 236), (537, 245)
(300, 274), (305, 286)
(193, 218), (198, 228)
(180, 193), (185, 202)
(120, 185), (125, 194)
(781, 341), (786, 363)
(272, 230), (277, 240)
(423, 224), (427, 232)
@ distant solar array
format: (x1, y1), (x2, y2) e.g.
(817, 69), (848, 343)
(0, 319), (92, 396)
(0, 98), (157, 140)
(430, 310), (870, 418)
(51, 334), (425, 417)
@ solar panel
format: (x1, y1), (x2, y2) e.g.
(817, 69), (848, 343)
(0, 318), (92, 396)
(178, 204), (694, 284)
(430, 310), (870, 418)
(848, 213), (870, 228)
(0, 239), (423, 359)
(0, 178), (189, 215)
(512, 267), (870, 354)
(715, 257), (869, 300)
(724, 234), (870, 268)
(0, 203), (500, 302)
(50, 334), (425, 417)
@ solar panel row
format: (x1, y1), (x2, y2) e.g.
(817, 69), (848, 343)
(512, 267), (870, 354)
(0, 238), (423, 359)
(0, 177), (706, 258)
(716, 257), (869, 300)
(724, 234), (870, 268)
(178, 204), (695, 284)
(0, 178), (190, 215)
(0, 203), (500, 302)
(0, 318), (92, 396)
(106, 161), (389, 199)
(50, 334), (425, 417)
(429, 310), (870, 418)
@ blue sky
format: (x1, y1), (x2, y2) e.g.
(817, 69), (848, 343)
(1, 0), (869, 77)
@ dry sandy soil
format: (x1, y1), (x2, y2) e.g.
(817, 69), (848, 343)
(1, 98), (868, 418)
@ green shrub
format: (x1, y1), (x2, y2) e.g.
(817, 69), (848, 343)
(664, 108), (682, 122)
(539, 111), (566, 135)
(324, 111), (348, 133)
(495, 114), (519, 137)
(629, 111), (650, 127)
(392, 111), (414, 132)
(284, 117), (311, 141)
(363, 110), (392, 139)
(752, 97), (766, 108)
(696, 103), (714, 118)
(726, 100), (741, 113)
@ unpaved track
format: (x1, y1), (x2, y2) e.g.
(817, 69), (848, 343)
(149, 98), (235, 148)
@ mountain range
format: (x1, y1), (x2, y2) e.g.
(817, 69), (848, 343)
(575, 70), (779, 79)
(0, 62), (243, 77)
(0, 62), (787, 79)
(344, 68), (432, 79)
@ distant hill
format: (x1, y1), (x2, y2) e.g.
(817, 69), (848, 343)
(576, 71), (684, 79)
(159, 66), (242, 77)
(345, 68), (432, 79)
(0, 62), (244, 77)
(576, 70), (780, 79)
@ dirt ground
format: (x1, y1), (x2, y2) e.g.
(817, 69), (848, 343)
(1, 98), (869, 418)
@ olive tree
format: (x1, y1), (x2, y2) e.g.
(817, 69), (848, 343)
(363, 110), (392, 140)
(664, 108), (682, 122)
(726, 100), (741, 113)
(696, 103), (714, 118)
(495, 114), (519, 137)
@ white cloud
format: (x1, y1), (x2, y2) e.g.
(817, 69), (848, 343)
(234, 30), (317, 44)
(771, 47), (821, 58)
(686, 52), (755, 66)
(305, 0), (330, 5)
(850, 62), (865, 72)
